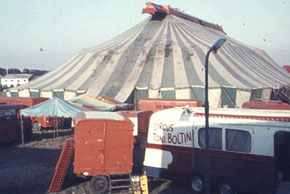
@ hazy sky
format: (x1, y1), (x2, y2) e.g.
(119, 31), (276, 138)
(0, 0), (290, 70)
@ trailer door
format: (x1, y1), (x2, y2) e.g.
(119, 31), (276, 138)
(104, 121), (134, 173)
(74, 120), (105, 175)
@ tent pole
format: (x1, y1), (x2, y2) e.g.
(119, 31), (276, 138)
(133, 88), (137, 110)
(62, 117), (64, 129)
(57, 116), (59, 137)
(55, 116), (58, 137)
(53, 116), (56, 139)
(20, 116), (24, 145)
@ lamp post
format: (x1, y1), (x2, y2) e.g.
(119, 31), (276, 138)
(204, 38), (226, 194)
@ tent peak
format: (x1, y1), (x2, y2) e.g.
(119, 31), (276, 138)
(143, 2), (225, 34)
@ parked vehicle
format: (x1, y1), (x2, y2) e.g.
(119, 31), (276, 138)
(74, 112), (134, 193)
(30, 116), (62, 130)
(139, 98), (202, 113)
(143, 107), (290, 194)
(49, 112), (148, 194)
(0, 104), (32, 144)
(0, 97), (63, 130)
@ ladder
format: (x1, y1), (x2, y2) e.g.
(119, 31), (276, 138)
(109, 173), (149, 194)
(110, 173), (132, 193)
(48, 139), (74, 192)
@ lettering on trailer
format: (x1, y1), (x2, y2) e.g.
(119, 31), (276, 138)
(152, 123), (192, 145)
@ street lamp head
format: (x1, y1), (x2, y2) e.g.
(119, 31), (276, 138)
(210, 38), (226, 53)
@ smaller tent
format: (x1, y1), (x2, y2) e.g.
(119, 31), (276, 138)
(21, 97), (86, 118)
(97, 94), (134, 110)
(68, 94), (116, 111)
(68, 94), (134, 111)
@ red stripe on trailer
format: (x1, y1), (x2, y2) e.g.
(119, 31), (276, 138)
(147, 143), (192, 152)
(146, 143), (275, 163)
(195, 113), (290, 122)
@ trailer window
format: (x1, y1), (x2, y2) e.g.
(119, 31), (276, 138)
(226, 129), (251, 153)
(198, 127), (222, 150)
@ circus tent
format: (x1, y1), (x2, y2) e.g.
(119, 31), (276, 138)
(7, 3), (290, 108)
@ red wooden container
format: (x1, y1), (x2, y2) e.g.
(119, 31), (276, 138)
(139, 98), (202, 113)
(74, 112), (134, 177)
(120, 110), (152, 136)
(242, 100), (290, 110)
(0, 97), (48, 107)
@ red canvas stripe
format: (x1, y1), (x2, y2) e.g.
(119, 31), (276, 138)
(195, 112), (290, 122)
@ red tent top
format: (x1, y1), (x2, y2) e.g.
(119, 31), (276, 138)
(142, 2), (225, 33)
(283, 65), (290, 73)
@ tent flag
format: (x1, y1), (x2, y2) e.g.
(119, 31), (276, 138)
(20, 97), (86, 118)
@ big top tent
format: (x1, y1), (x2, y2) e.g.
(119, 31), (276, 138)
(8, 2), (290, 108)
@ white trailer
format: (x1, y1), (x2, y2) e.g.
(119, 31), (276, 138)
(143, 107), (290, 194)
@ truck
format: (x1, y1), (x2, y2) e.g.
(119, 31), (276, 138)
(143, 106), (290, 194)
(30, 116), (62, 130)
(0, 104), (32, 144)
(0, 97), (62, 130)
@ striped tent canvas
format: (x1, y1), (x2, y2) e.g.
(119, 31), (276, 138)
(7, 3), (290, 108)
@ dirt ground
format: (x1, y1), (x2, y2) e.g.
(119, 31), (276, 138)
(0, 129), (187, 194)
(0, 129), (72, 194)
(0, 129), (290, 194)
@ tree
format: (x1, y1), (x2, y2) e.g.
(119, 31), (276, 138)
(8, 68), (21, 74)
(0, 68), (6, 76)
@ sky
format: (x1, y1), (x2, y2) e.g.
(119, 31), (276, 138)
(0, 0), (290, 71)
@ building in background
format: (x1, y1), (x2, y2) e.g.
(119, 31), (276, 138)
(1, 74), (33, 88)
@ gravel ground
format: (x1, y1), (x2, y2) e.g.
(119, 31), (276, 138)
(0, 129), (72, 194)
(0, 129), (289, 194)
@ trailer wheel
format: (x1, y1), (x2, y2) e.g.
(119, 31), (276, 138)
(90, 175), (109, 194)
(33, 121), (41, 130)
(191, 175), (204, 193)
(216, 181), (234, 194)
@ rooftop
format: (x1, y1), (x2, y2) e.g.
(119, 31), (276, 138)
(1, 74), (33, 79)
